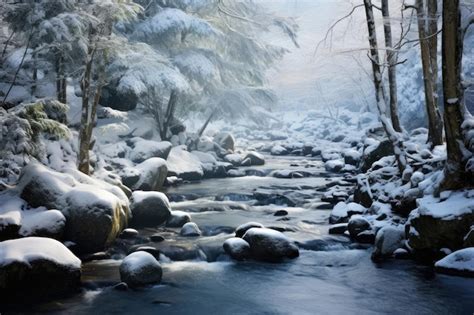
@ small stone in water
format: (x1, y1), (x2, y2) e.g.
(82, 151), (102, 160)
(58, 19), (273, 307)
(131, 246), (160, 259)
(150, 234), (165, 242)
(274, 210), (288, 216)
(120, 228), (139, 239)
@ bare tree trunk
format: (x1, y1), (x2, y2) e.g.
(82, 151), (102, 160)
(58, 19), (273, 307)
(416, 0), (443, 146)
(198, 111), (215, 137)
(160, 90), (178, 140)
(440, 0), (472, 190)
(78, 44), (95, 175)
(381, 0), (402, 132)
(31, 52), (37, 97)
(363, 0), (407, 174)
(55, 54), (67, 104)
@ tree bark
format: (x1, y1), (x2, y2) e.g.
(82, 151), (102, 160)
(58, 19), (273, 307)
(381, 0), (402, 132)
(160, 90), (178, 140)
(78, 43), (95, 175)
(416, 0), (443, 146)
(440, 0), (472, 190)
(363, 0), (407, 174)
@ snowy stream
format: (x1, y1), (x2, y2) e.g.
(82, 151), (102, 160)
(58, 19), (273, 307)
(26, 155), (474, 314)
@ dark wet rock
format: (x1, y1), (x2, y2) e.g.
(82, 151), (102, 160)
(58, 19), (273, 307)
(371, 226), (405, 261)
(81, 251), (111, 262)
(311, 148), (322, 156)
(361, 140), (394, 172)
(113, 282), (129, 291)
(254, 191), (297, 206)
(302, 145), (313, 156)
(408, 211), (474, 258)
(274, 210), (288, 217)
(325, 160), (345, 172)
(244, 151), (265, 165)
(376, 213), (388, 221)
(130, 191), (171, 228)
(343, 149), (361, 166)
(215, 193), (254, 202)
(245, 169), (267, 177)
(180, 222), (202, 236)
(119, 228), (139, 239)
(235, 222), (264, 238)
(167, 193), (201, 202)
(240, 157), (252, 166)
(242, 228), (299, 262)
(354, 182), (373, 208)
(355, 230), (376, 244)
(166, 211), (191, 228)
(0, 237), (81, 302)
(329, 223), (348, 235)
(223, 237), (251, 261)
(348, 215), (371, 239)
(100, 84), (138, 111)
(119, 251), (162, 287)
(150, 234), (165, 242)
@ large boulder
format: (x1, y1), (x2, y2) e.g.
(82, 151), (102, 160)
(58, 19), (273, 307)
(270, 145), (288, 156)
(122, 158), (168, 191)
(223, 237), (251, 261)
(242, 228), (299, 262)
(130, 191), (171, 228)
(348, 215), (372, 242)
(361, 140), (394, 172)
(167, 146), (204, 181)
(128, 138), (172, 163)
(214, 132), (235, 151)
(119, 251), (162, 287)
(18, 162), (130, 253)
(63, 187), (129, 253)
(100, 84), (138, 111)
(371, 225), (405, 261)
(235, 222), (264, 238)
(0, 237), (81, 301)
(434, 248), (474, 277)
(407, 192), (474, 258)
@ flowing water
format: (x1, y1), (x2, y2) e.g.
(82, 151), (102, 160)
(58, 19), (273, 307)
(23, 155), (474, 314)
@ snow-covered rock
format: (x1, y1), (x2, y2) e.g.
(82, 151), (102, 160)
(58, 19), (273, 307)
(408, 192), (474, 256)
(180, 222), (202, 236)
(330, 202), (367, 224)
(242, 228), (299, 262)
(223, 237), (251, 261)
(343, 149), (361, 166)
(19, 209), (66, 239)
(214, 132), (235, 151)
(224, 153), (243, 166)
(127, 157), (168, 191)
(130, 191), (171, 227)
(348, 215), (372, 241)
(235, 222), (264, 238)
(0, 237), (81, 300)
(244, 151), (265, 165)
(128, 138), (172, 163)
(372, 225), (405, 261)
(435, 248), (474, 277)
(119, 251), (162, 287)
(325, 159), (345, 172)
(18, 162), (130, 253)
(167, 146), (204, 181)
(270, 145), (288, 156)
(166, 210), (191, 227)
